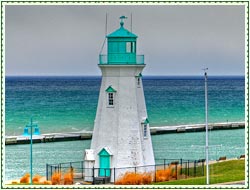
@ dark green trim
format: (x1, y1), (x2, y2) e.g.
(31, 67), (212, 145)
(135, 73), (143, 78)
(105, 85), (116, 93)
(142, 118), (149, 124)
(98, 148), (111, 156)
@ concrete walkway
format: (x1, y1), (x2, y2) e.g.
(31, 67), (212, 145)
(215, 180), (245, 185)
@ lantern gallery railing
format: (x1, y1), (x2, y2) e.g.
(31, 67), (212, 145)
(99, 54), (144, 65)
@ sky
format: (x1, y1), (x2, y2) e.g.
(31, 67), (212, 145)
(5, 4), (245, 76)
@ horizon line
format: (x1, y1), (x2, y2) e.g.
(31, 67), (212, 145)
(5, 74), (245, 77)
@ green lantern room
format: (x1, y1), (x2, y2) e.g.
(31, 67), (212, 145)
(99, 16), (144, 65)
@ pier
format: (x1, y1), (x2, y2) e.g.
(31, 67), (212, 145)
(5, 122), (244, 145)
(150, 122), (245, 135)
(5, 131), (93, 145)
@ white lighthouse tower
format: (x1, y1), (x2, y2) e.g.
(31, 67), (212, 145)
(88, 16), (155, 182)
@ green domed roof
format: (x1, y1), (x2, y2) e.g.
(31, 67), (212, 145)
(107, 17), (137, 38)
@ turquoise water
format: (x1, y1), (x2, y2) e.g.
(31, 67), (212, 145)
(5, 76), (244, 135)
(4, 76), (245, 181)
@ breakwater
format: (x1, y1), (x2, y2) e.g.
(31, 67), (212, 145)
(5, 122), (245, 145)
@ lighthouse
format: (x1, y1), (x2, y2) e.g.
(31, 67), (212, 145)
(86, 16), (155, 182)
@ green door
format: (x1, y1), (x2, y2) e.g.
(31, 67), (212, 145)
(99, 148), (111, 177)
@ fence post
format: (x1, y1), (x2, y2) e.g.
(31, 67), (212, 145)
(187, 160), (189, 176)
(185, 161), (187, 178)
(114, 168), (116, 184)
(154, 165), (156, 182)
(176, 163), (178, 180)
(135, 167), (137, 174)
(202, 159), (205, 176)
(92, 167), (95, 185)
(50, 166), (53, 180)
(180, 159), (182, 175)
(81, 161), (84, 179)
(164, 159), (166, 170)
(194, 160), (196, 177)
(46, 164), (48, 180)
(59, 163), (61, 174)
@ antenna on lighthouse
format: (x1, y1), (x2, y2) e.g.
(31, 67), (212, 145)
(100, 13), (108, 54)
(131, 13), (133, 32)
(105, 13), (108, 36)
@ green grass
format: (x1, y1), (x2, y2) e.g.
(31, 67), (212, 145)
(154, 159), (245, 185)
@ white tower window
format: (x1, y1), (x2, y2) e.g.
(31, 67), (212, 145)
(137, 78), (140, 86)
(143, 124), (148, 138)
(108, 93), (114, 106)
(141, 118), (149, 139)
(105, 86), (117, 108)
(135, 73), (142, 88)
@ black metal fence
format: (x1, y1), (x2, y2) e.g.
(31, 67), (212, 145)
(46, 158), (205, 184)
(46, 161), (85, 181)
